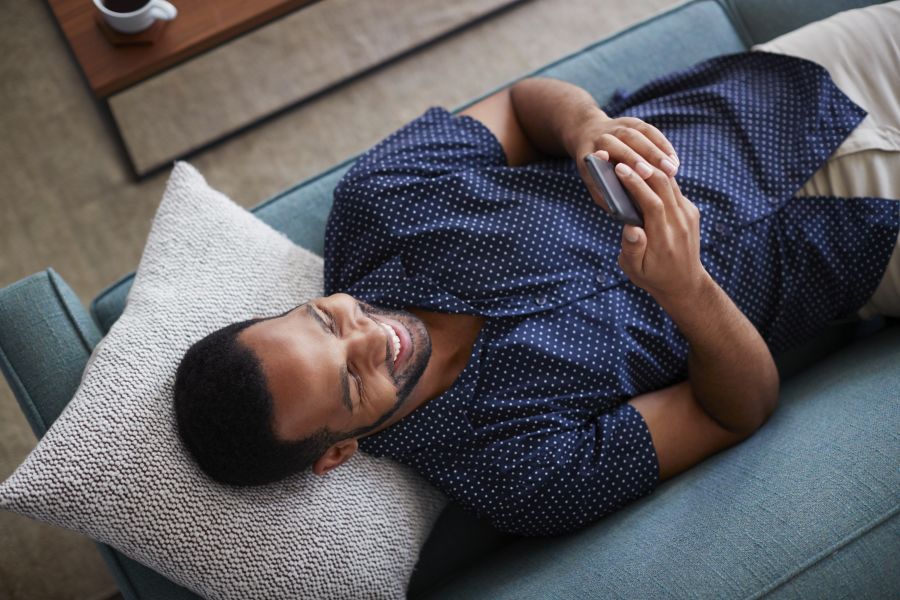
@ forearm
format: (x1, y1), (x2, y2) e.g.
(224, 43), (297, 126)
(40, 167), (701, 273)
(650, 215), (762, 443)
(655, 273), (780, 435)
(509, 77), (607, 158)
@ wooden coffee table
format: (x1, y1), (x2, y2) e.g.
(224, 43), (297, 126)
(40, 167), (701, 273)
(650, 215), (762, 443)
(47, 0), (317, 97)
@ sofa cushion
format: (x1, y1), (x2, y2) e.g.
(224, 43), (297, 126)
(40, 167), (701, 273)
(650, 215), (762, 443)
(0, 162), (446, 599)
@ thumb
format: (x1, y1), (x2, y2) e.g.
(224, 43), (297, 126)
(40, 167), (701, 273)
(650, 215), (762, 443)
(618, 225), (646, 275)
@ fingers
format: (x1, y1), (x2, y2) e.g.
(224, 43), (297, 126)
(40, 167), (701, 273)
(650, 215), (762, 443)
(600, 125), (678, 177)
(618, 224), (647, 277)
(613, 162), (667, 237)
(622, 118), (680, 170)
(671, 176), (702, 228)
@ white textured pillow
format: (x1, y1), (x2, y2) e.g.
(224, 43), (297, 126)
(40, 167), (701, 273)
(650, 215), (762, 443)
(0, 162), (447, 599)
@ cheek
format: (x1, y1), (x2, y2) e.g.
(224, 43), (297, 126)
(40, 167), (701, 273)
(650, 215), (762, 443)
(373, 376), (397, 404)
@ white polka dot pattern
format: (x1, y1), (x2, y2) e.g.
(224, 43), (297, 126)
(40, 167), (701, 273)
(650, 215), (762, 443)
(324, 51), (899, 537)
(0, 162), (447, 599)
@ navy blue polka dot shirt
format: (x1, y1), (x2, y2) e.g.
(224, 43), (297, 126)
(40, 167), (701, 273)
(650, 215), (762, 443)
(324, 51), (899, 537)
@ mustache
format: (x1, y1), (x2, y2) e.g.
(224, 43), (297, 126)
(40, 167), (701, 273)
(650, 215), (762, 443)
(344, 300), (431, 440)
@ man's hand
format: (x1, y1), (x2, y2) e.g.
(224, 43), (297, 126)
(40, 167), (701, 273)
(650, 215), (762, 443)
(504, 78), (680, 213)
(607, 157), (779, 435)
(604, 157), (708, 302)
(566, 112), (681, 214)
(465, 77), (778, 438)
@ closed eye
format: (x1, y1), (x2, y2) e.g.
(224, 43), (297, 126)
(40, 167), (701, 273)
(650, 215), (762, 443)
(322, 307), (365, 407)
(351, 370), (365, 406)
(321, 308), (338, 335)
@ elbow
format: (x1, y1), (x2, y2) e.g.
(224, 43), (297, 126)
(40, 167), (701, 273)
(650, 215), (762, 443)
(759, 366), (781, 426)
(758, 385), (780, 430)
(736, 373), (781, 437)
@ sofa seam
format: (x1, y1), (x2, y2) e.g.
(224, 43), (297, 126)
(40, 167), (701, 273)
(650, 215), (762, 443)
(721, 0), (755, 46)
(47, 267), (95, 354)
(744, 505), (900, 599)
(94, 543), (143, 600)
(90, 270), (136, 333)
(0, 333), (48, 436)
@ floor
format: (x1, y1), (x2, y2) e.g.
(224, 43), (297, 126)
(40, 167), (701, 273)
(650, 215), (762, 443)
(0, 0), (676, 597)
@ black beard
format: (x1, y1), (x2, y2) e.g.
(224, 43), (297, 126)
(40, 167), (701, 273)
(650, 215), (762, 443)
(343, 300), (432, 439)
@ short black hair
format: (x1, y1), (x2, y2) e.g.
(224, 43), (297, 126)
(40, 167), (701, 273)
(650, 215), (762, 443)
(173, 313), (342, 486)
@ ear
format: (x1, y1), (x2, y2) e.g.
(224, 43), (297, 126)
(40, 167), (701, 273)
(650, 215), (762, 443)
(312, 438), (358, 476)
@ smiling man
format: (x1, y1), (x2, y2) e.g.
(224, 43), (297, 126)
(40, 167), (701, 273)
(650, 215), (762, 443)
(174, 5), (900, 537)
(237, 297), (480, 476)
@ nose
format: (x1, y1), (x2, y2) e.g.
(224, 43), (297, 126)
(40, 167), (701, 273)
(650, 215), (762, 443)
(333, 295), (386, 370)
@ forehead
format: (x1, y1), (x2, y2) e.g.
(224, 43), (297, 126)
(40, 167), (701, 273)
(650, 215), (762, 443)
(238, 305), (343, 440)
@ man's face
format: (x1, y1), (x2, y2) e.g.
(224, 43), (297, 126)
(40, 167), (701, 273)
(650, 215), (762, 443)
(238, 293), (432, 445)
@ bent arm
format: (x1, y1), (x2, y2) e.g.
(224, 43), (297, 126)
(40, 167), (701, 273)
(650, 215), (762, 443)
(658, 272), (780, 435)
(628, 275), (779, 481)
(462, 78), (680, 214)
(458, 79), (604, 166)
(508, 77), (607, 159)
(627, 276), (779, 482)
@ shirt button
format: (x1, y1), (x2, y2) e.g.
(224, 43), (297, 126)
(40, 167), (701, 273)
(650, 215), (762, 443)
(715, 223), (727, 235)
(595, 273), (604, 284)
(534, 296), (547, 305)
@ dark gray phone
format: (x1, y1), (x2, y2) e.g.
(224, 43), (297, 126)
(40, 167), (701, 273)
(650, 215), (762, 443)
(583, 154), (643, 226)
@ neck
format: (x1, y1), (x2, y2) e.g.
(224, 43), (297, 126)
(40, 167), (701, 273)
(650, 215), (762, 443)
(367, 309), (483, 435)
(414, 308), (476, 392)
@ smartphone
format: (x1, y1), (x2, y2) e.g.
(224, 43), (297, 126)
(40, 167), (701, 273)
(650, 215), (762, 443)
(583, 154), (643, 226)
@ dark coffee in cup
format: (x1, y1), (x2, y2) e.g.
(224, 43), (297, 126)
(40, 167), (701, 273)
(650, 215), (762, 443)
(103, 0), (151, 13)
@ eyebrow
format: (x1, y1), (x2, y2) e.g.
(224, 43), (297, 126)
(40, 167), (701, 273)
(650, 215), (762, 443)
(303, 303), (353, 414)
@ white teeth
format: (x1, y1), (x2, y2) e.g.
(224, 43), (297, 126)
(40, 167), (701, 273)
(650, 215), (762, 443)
(380, 322), (401, 363)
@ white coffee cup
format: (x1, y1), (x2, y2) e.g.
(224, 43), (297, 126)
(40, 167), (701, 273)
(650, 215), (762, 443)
(93, 0), (178, 34)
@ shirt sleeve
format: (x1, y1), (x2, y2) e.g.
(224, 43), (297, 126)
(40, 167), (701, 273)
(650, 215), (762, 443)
(425, 401), (661, 537)
(333, 106), (508, 201)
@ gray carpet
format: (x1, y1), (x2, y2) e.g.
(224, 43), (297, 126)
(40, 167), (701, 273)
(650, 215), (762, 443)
(0, 0), (677, 597)
(111, 0), (523, 175)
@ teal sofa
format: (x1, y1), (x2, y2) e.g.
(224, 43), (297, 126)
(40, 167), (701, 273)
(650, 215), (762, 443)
(2, 0), (897, 597)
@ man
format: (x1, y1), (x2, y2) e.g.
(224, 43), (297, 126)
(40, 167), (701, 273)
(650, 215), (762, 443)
(174, 4), (899, 536)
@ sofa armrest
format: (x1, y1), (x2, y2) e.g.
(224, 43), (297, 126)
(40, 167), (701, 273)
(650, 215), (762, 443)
(0, 269), (202, 600)
(0, 268), (101, 437)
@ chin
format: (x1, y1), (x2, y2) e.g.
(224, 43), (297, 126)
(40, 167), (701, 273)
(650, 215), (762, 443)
(359, 301), (432, 401)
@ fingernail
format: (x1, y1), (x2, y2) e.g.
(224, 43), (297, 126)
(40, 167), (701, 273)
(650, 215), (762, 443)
(634, 161), (652, 179)
(669, 153), (680, 166)
(661, 157), (677, 176)
(595, 150), (609, 161)
(615, 162), (632, 177)
(625, 230), (639, 243)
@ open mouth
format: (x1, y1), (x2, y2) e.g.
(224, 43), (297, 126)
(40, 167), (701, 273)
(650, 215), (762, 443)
(378, 321), (401, 364)
(376, 316), (411, 370)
